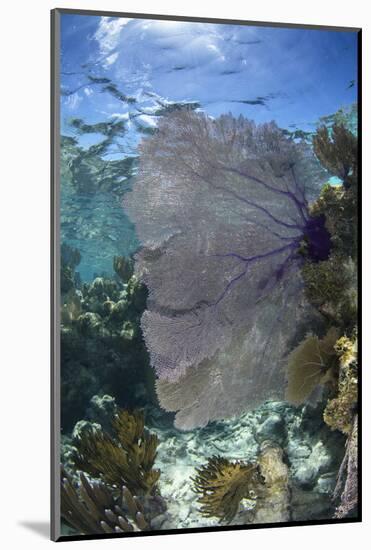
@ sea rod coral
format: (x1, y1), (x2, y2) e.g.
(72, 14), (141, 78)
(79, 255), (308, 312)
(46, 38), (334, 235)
(124, 110), (329, 429)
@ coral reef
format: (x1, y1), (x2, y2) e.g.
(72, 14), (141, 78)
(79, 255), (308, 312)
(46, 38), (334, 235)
(72, 409), (160, 496)
(323, 335), (358, 434)
(192, 456), (262, 523)
(61, 396), (346, 530)
(301, 254), (356, 327)
(285, 327), (339, 405)
(61, 467), (166, 534)
(301, 122), (359, 518)
(60, 249), (153, 432)
(302, 124), (357, 330)
(59, 112), (359, 531)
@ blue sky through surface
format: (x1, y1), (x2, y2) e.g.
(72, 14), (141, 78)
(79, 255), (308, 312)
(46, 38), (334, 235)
(60, 14), (358, 145)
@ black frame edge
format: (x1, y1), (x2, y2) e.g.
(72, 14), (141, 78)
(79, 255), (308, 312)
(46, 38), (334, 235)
(53, 7), (361, 32)
(51, 7), (61, 543)
(356, 27), (362, 523)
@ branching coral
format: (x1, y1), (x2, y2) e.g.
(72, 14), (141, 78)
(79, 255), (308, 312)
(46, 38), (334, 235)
(285, 327), (339, 405)
(323, 335), (358, 434)
(191, 456), (262, 523)
(61, 467), (152, 534)
(72, 409), (160, 496)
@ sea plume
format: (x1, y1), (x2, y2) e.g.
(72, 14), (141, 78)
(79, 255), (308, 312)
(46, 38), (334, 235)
(124, 111), (328, 429)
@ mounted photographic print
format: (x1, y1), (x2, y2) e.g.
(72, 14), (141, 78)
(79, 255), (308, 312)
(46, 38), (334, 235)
(51, 8), (361, 541)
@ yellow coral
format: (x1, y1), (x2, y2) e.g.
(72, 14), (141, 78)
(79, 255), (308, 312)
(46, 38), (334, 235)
(323, 336), (358, 434)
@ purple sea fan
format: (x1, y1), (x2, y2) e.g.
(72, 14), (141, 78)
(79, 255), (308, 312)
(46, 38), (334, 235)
(124, 111), (329, 429)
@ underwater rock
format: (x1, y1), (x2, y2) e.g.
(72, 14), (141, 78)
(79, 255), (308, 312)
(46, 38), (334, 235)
(76, 312), (103, 337)
(284, 401), (346, 519)
(316, 473), (337, 495)
(86, 394), (118, 432)
(120, 321), (136, 341)
(72, 419), (102, 442)
(256, 415), (286, 445)
(253, 442), (290, 524)
(109, 299), (129, 322)
(333, 415), (358, 518)
(140, 398), (346, 529)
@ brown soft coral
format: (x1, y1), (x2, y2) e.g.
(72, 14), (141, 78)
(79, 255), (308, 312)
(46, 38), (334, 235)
(72, 409), (160, 496)
(191, 456), (262, 523)
(61, 467), (151, 534)
(285, 327), (339, 405)
(313, 124), (357, 189)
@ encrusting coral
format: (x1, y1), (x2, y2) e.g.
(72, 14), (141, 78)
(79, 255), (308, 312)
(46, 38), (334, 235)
(285, 327), (339, 406)
(191, 456), (263, 523)
(61, 467), (156, 534)
(72, 409), (160, 496)
(323, 335), (358, 434)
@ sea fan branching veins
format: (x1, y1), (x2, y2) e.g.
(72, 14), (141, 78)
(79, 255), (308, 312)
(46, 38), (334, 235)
(124, 111), (329, 429)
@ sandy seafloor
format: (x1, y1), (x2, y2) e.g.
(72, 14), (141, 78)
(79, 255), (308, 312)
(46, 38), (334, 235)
(61, 396), (345, 533)
(147, 400), (345, 529)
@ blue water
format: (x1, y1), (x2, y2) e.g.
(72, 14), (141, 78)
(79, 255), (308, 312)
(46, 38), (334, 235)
(60, 16), (357, 279)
